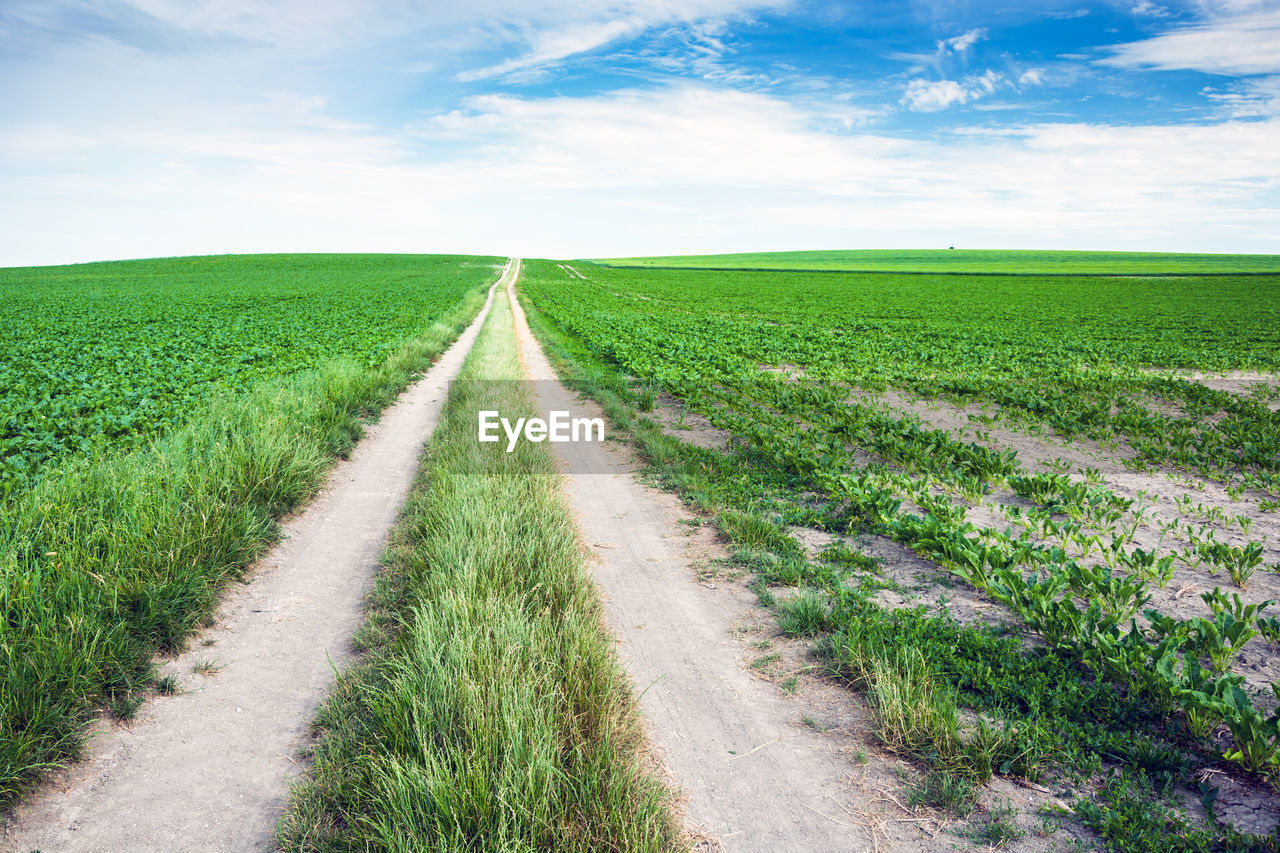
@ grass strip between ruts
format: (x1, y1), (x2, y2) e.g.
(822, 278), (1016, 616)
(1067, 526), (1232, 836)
(277, 289), (679, 851)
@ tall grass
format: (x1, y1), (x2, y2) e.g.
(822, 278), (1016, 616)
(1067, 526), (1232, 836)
(277, 290), (678, 851)
(0, 285), (490, 806)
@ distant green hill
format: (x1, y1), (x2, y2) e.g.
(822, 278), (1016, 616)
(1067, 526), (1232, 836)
(595, 249), (1280, 275)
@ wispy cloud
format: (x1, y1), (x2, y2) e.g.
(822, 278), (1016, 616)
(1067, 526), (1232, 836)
(452, 0), (785, 82)
(1129, 1), (1169, 17)
(457, 17), (648, 81)
(1205, 75), (1280, 117)
(1099, 6), (1280, 75)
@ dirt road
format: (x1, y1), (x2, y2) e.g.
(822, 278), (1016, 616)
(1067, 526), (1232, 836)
(506, 271), (873, 852)
(1, 261), (515, 853)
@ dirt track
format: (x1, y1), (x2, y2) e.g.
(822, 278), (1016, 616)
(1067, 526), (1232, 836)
(1, 261), (512, 853)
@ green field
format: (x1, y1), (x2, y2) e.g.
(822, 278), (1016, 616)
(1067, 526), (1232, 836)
(0, 254), (496, 806)
(598, 248), (1280, 275)
(5, 250), (1280, 848)
(521, 258), (1280, 850)
(528, 263), (1280, 484)
(0, 254), (502, 493)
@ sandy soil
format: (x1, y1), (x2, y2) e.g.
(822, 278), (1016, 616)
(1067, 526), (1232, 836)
(647, 392), (735, 451)
(0, 261), (513, 853)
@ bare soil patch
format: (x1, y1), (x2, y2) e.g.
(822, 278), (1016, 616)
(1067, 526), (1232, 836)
(647, 392), (735, 451)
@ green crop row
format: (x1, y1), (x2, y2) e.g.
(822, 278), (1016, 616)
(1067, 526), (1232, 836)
(724, 385), (1280, 782)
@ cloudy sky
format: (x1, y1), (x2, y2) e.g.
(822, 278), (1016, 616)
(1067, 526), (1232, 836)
(2, 0), (1278, 265)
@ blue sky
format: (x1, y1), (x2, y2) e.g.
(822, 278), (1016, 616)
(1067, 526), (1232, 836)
(1, 0), (1278, 265)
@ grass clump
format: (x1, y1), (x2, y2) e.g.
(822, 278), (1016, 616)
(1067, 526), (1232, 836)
(958, 801), (1025, 847)
(776, 588), (831, 637)
(866, 647), (963, 762)
(904, 769), (980, 817)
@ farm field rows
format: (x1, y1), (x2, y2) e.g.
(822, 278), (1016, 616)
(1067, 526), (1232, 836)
(0, 254), (499, 808)
(520, 258), (1280, 849)
(599, 249), (1280, 275)
(0, 254), (501, 494)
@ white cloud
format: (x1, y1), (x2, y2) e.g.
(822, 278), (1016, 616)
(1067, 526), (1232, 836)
(902, 70), (1005, 111)
(1099, 7), (1280, 75)
(937, 27), (987, 53)
(1018, 68), (1045, 86)
(1130, 1), (1169, 16)
(452, 0), (786, 81)
(457, 18), (647, 81)
(902, 79), (970, 111)
(3, 84), (1277, 265)
(1205, 75), (1280, 116)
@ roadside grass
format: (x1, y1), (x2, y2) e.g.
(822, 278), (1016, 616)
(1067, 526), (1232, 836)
(0, 282), (491, 807)
(517, 285), (1280, 853)
(277, 288), (678, 851)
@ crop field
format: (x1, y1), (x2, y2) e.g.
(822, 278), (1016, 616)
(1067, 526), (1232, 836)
(599, 249), (1280, 275)
(0, 254), (498, 806)
(0, 254), (500, 494)
(6, 250), (1280, 850)
(521, 259), (1280, 849)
